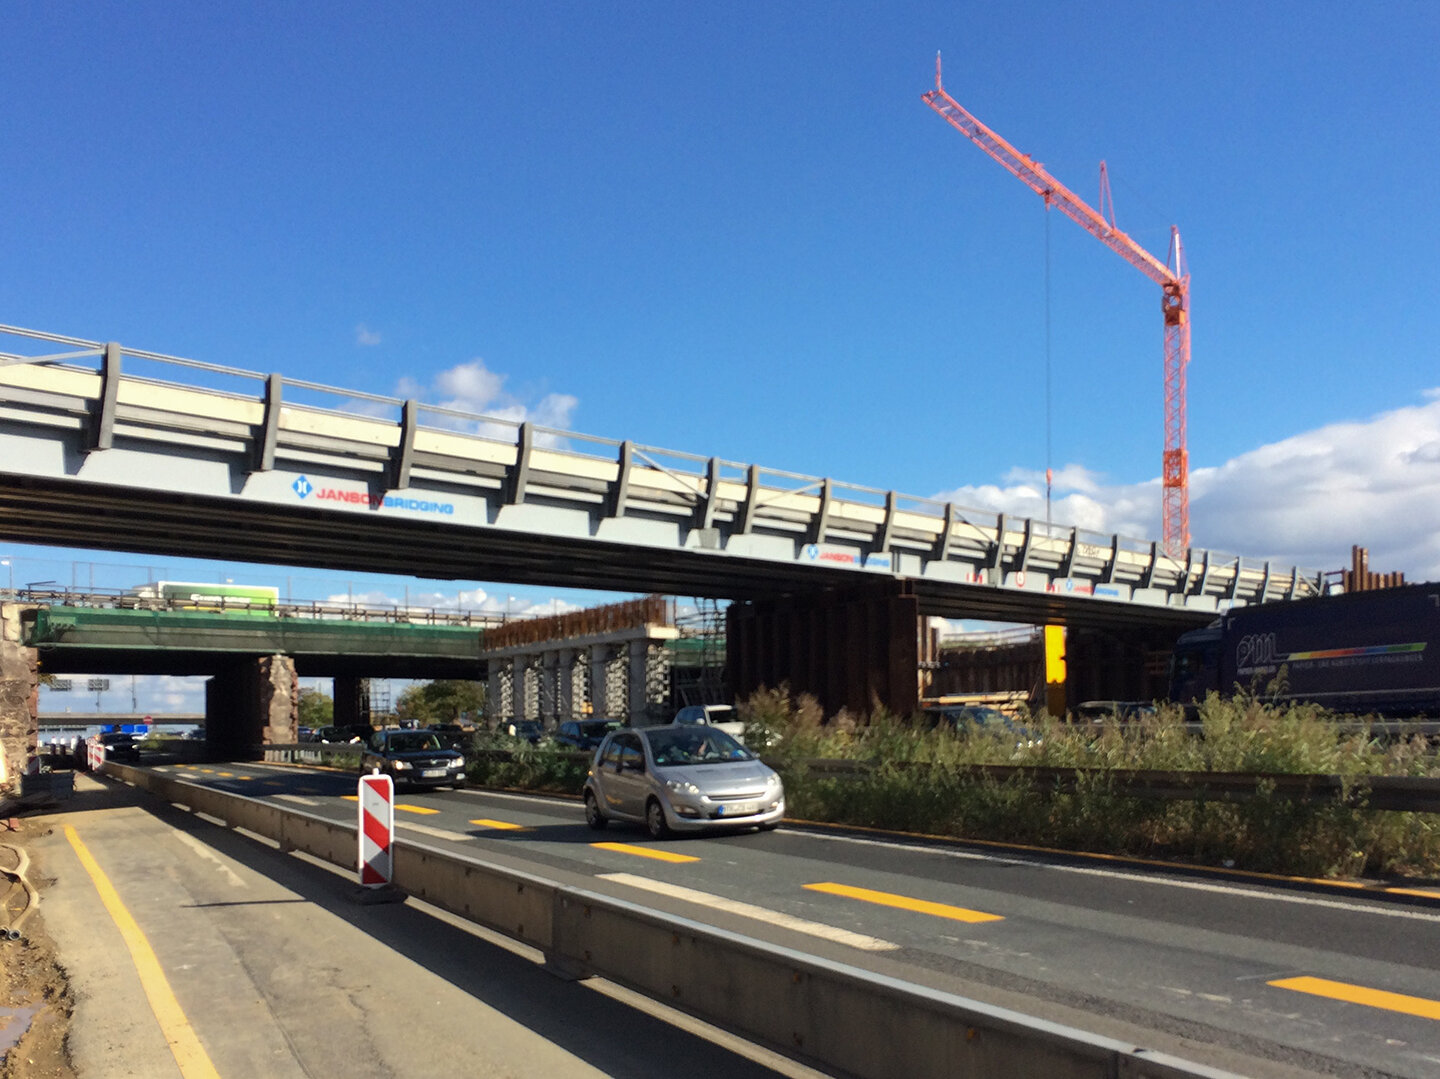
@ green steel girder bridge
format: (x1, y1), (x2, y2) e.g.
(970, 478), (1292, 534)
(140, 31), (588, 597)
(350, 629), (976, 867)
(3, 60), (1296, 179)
(21, 600), (488, 679)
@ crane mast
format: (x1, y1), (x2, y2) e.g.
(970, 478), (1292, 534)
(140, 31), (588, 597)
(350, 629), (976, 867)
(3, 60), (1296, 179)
(922, 55), (1190, 557)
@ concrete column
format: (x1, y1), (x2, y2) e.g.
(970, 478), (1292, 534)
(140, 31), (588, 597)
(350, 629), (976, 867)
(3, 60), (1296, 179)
(556, 648), (576, 722)
(519, 656), (541, 721)
(604, 646), (628, 722)
(587, 646), (610, 717)
(571, 649), (591, 716)
(627, 640), (670, 725)
(539, 650), (559, 724)
(488, 659), (515, 726)
(0, 603), (39, 795)
(631, 641), (670, 725)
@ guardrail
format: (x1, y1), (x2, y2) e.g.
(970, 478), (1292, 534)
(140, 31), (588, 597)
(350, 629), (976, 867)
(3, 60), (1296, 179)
(104, 761), (1242, 1079)
(800, 758), (1440, 813)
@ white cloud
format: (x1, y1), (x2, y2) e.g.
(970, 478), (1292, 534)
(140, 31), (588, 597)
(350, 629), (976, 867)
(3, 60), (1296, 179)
(398, 358), (579, 442)
(933, 390), (1440, 583)
(356, 324), (381, 347)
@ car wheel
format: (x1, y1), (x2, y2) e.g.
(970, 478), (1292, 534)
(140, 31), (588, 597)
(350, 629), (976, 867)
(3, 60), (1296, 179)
(644, 798), (670, 840)
(759, 822), (780, 832)
(452, 775), (466, 790)
(584, 791), (608, 831)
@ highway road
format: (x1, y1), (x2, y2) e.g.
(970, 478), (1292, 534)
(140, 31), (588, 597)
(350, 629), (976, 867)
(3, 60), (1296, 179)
(74, 759), (1440, 1077)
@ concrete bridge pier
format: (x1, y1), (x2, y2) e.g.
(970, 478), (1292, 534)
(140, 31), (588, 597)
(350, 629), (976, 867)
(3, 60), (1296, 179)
(589, 645), (624, 719)
(206, 654), (298, 756)
(0, 603), (39, 795)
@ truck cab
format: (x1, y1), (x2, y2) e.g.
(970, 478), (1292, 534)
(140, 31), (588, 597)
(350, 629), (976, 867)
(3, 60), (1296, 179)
(1169, 625), (1222, 705)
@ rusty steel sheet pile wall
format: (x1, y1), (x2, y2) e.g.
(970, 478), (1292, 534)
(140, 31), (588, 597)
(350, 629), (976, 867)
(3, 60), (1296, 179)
(101, 762), (1242, 1079)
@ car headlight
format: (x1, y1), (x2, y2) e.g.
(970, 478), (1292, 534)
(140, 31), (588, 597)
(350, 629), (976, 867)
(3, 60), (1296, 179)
(392, 760), (412, 770)
(665, 779), (701, 796)
(765, 773), (782, 790)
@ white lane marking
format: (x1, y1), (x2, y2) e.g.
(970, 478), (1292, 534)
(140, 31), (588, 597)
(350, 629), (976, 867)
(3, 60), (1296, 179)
(274, 794), (321, 807)
(455, 788), (565, 805)
(397, 821), (477, 843)
(174, 832), (246, 888)
(599, 872), (898, 952)
(801, 831), (1440, 925)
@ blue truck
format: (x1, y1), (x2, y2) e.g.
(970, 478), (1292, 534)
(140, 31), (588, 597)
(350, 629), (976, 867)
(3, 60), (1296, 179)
(1169, 583), (1440, 718)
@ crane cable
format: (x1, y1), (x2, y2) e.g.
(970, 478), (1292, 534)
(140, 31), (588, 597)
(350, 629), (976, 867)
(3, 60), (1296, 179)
(1044, 206), (1053, 528)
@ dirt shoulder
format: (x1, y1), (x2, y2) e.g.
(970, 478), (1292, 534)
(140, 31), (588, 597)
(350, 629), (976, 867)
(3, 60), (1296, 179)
(0, 815), (76, 1079)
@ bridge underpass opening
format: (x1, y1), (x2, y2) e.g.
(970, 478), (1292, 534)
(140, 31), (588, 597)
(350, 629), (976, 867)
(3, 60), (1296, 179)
(726, 580), (1193, 720)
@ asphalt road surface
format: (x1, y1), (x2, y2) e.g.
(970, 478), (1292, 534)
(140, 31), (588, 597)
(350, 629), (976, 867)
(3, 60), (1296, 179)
(29, 760), (1440, 1078)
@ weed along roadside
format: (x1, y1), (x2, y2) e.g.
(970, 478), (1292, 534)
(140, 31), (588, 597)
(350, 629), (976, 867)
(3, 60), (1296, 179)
(449, 690), (1440, 882)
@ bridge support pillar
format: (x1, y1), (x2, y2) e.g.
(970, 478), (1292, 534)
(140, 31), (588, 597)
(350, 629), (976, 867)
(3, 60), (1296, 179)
(488, 659), (515, 725)
(519, 656), (540, 721)
(0, 603), (39, 795)
(206, 654), (298, 757)
(334, 677), (371, 730)
(538, 651), (559, 724)
(627, 640), (670, 726)
(590, 645), (626, 720)
(727, 581), (920, 720)
(555, 648), (579, 722)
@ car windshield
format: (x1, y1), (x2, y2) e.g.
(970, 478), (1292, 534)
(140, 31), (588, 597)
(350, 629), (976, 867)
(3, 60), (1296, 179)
(645, 727), (752, 765)
(388, 733), (442, 752)
(580, 721), (620, 737)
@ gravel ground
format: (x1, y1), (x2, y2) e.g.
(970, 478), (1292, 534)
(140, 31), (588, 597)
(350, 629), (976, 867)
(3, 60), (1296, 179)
(1, 816), (76, 1079)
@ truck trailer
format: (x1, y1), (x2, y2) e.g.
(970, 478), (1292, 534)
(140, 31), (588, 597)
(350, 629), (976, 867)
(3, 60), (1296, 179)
(1168, 583), (1439, 717)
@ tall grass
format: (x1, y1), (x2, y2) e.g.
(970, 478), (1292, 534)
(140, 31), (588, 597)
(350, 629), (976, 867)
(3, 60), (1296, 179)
(452, 692), (1438, 879)
(737, 687), (1440, 880)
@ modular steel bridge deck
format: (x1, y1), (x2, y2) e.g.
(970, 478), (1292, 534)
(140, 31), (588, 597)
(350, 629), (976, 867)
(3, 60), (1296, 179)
(0, 325), (1325, 630)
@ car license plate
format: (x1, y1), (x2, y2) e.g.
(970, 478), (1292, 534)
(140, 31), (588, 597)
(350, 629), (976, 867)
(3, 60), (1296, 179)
(719, 802), (755, 817)
(421, 768), (448, 778)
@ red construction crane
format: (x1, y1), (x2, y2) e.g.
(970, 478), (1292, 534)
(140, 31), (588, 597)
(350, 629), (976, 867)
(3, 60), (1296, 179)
(922, 55), (1191, 557)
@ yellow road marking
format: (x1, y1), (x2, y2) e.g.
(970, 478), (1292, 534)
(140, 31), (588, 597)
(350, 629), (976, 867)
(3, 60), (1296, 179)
(342, 795), (357, 801)
(64, 826), (222, 1079)
(470, 818), (529, 831)
(216, 772), (234, 778)
(591, 842), (700, 864)
(395, 804), (439, 816)
(804, 881), (1004, 923)
(1269, 976), (1440, 1021)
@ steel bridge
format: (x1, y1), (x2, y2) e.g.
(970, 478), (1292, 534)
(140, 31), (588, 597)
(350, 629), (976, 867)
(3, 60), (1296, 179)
(0, 325), (1325, 633)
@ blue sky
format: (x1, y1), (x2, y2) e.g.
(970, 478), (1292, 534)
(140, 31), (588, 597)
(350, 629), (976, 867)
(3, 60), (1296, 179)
(4, 4), (1439, 710)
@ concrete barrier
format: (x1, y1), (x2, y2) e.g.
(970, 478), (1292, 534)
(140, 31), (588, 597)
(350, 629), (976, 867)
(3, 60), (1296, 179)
(103, 762), (1242, 1079)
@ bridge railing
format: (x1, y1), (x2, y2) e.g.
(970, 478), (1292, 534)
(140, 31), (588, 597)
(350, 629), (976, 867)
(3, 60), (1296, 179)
(0, 324), (1327, 609)
(7, 586), (506, 627)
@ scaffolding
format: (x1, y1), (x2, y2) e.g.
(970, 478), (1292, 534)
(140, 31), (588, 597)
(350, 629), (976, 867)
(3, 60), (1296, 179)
(671, 597), (728, 707)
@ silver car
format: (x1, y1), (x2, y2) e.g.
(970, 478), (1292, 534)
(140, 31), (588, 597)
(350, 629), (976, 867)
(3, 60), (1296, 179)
(583, 726), (784, 838)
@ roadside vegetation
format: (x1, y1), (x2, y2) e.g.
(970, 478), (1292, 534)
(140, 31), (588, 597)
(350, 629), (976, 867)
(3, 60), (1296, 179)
(741, 686), (1440, 881)
(460, 688), (1440, 881)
